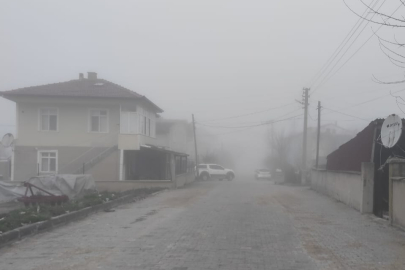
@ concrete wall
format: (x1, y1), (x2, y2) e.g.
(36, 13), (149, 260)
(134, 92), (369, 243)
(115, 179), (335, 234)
(311, 163), (374, 213)
(96, 180), (174, 192)
(392, 179), (405, 230)
(389, 158), (405, 229)
(175, 171), (194, 188)
(311, 169), (363, 211)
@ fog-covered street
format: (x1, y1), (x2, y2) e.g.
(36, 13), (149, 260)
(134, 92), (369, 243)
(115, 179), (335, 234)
(1, 179), (404, 270)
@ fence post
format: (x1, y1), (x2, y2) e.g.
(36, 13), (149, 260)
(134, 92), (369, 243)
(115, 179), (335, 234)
(361, 162), (374, 214)
(388, 158), (405, 227)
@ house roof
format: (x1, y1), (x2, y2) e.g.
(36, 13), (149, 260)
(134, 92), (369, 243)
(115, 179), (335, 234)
(0, 76), (163, 113)
(326, 118), (404, 172)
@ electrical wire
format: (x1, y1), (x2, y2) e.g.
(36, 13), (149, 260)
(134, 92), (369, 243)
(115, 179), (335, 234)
(196, 114), (303, 129)
(311, 3), (403, 94)
(311, 0), (388, 94)
(322, 107), (370, 121)
(208, 115), (304, 136)
(308, 0), (380, 87)
(197, 102), (296, 123)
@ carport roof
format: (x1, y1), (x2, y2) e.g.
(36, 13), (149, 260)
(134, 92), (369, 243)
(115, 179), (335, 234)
(141, 144), (188, 156)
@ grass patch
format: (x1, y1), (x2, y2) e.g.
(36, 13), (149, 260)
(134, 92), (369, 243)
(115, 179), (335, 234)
(0, 188), (162, 234)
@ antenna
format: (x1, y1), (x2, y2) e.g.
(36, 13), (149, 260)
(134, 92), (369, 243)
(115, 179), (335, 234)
(381, 114), (402, 148)
(1, 133), (14, 148)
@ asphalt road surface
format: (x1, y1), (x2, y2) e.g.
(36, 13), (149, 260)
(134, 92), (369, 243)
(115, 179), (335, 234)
(1, 177), (405, 270)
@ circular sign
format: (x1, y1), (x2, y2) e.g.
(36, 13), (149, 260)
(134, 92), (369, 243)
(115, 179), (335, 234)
(381, 114), (402, 148)
(1, 133), (14, 148)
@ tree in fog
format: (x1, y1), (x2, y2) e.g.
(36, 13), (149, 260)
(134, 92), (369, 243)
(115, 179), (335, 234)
(266, 129), (299, 183)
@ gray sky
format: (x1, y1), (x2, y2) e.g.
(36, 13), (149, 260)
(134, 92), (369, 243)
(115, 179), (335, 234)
(1, 0), (404, 167)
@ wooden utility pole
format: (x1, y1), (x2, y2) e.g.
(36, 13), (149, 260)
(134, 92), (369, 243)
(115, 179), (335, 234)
(301, 88), (310, 184)
(192, 114), (199, 177)
(315, 101), (321, 169)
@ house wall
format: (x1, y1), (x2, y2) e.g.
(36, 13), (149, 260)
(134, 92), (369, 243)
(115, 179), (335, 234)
(311, 165), (374, 213)
(155, 123), (191, 154)
(87, 149), (119, 181)
(16, 100), (121, 147)
(118, 134), (160, 150)
(13, 145), (118, 181)
(169, 124), (189, 154)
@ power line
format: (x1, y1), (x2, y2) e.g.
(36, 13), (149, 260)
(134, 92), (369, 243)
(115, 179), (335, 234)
(208, 115), (304, 137)
(319, 88), (405, 120)
(196, 113), (303, 129)
(309, 0), (380, 87)
(198, 102), (296, 123)
(322, 107), (371, 121)
(311, 2), (402, 94)
(197, 107), (302, 127)
(311, 0), (388, 94)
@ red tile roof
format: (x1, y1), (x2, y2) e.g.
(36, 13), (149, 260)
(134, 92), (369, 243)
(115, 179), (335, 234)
(1, 78), (163, 112)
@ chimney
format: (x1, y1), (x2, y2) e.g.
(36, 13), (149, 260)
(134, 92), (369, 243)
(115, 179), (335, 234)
(79, 73), (84, 80)
(87, 72), (97, 80)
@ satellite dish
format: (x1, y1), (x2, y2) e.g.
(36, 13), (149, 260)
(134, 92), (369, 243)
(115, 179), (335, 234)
(1, 133), (14, 148)
(381, 114), (402, 148)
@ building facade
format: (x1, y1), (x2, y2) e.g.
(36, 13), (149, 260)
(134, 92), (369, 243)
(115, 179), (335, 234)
(1, 72), (187, 182)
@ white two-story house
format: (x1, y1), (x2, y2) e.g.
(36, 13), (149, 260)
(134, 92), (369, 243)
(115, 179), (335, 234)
(1, 72), (188, 182)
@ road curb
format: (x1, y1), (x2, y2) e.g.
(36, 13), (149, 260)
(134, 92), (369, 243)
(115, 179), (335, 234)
(0, 189), (161, 249)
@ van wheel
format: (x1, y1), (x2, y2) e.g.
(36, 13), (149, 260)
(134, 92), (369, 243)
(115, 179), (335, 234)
(201, 173), (209, 181)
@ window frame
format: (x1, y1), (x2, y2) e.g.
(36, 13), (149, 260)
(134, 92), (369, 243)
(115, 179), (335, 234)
(38, 107), (59, 132)
(120, 110), (139, 134)
(88, 108), (109, 133)
(210, 165), (224, 170)
(37, 150), (58, 174)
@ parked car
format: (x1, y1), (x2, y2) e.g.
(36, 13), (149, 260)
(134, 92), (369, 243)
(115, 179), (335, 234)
(195, 164), (235, 181)
(255, 169), (271, 180)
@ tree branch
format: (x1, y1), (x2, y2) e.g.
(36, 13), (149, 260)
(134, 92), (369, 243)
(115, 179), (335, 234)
(360, 0), (405, 23)
(343, 0), (405, 27)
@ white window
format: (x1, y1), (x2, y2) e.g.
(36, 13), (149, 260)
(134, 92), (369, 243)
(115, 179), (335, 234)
(120, 111), (138, 134)
(40, 108), (58, 131)
(89, 109), (108, 133)
(38, 150), (58, 173)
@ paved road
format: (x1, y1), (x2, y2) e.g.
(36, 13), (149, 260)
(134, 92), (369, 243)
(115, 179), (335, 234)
(1, 178), (405, 270)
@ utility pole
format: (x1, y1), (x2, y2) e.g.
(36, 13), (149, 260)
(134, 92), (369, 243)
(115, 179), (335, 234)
(192, 114), (199, 178)
(301, 88), (310, 185)
(315, 101), (321, 169)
